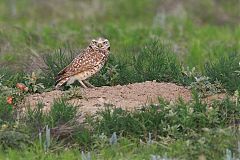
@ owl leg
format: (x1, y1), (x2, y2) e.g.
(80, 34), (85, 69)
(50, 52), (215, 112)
(66, 77), (75, 86)
(83, 80), (95, 88)
(55, 77), (70, 90)
(79, 80), (88, 88)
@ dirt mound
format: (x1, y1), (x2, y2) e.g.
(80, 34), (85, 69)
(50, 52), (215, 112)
(24, 81), (193, 114)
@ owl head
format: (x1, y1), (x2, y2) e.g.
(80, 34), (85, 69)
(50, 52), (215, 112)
(89, 37), (110, 51)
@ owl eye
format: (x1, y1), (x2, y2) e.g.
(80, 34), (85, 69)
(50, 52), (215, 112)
(103, 41), (108, 45)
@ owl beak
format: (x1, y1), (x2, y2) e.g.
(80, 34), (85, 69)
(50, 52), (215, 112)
(98, 43), (103, 48)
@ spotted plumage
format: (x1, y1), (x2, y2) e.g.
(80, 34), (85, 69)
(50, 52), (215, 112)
(55, 38), (110, 89)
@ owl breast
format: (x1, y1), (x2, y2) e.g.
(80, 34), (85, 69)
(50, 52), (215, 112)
(71, 55), (106, 82)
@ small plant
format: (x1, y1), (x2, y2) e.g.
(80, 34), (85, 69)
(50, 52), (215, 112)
(181, 66), (199, 85)
(24, 98), (80, 145)
(190, 76), (225, 97)
(100, 64), (120, 86)
(23, 72), (45, 93)
(0, 68), (25, 88)
(147, 132), (152, 145)
(0, 84), (24, 124)
(133, 39), (183, 83)
(0, 130), (32, 150)
(109, 132), (117, 145)
(0, 75), (4, 87)
(89, 55), (123, 86)
(38, 125), (52, 152)
(0, 96), (14, 124)
(41, 48), (77, 87)
(44, 125), (51, 152)
(25, 102), (46, 133)
(64, 86), (83, 99)
(205, 53), (240, 93)
(150, 154), (173, 160)
(81, 151), (91, 160)
(47, 98), (77, 127)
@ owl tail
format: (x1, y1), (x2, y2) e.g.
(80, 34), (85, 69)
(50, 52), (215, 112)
(55, 77), (69, 90)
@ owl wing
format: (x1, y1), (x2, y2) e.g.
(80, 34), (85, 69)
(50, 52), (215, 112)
(55, 49), (95, 83)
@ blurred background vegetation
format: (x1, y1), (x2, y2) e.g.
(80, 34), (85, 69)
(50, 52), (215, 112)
(0, 0), (239, 92)
(0, 0), (239, 70)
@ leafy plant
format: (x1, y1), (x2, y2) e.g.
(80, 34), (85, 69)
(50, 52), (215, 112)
(89, 55), (122, 86)
(0, 82), (24, 124)
(23, 72), (45, 93)
(64, 86), (83, 99)
(190, 76), (225, 97)
(0, 96), (14, 124)
(181, 66), (200, 85)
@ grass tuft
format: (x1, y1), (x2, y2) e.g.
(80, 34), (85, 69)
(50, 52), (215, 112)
(205, 52), (240, 93)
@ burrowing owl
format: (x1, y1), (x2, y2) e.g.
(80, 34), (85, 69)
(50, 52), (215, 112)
(55, 37), (110, 89)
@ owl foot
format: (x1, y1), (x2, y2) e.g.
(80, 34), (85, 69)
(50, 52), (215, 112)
(83, 80), (95, 88)
(79, 80), (88, 88)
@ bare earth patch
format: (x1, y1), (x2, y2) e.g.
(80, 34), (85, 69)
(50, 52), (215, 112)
(24, 81), (226, 115)
(24, 81), (190, 114)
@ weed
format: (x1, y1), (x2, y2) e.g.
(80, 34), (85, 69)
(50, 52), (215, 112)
(190, 76), (225, 97)
(24, 98), (78, 136)
(89, 55), (123, 86)
(109, 132), (117, 145)
(44, 125), (51, 152)
(64, 86), (83, 99)
(41, 48), (78, 88)
(0, 96), (14, 124)
(0, 80), (24, 124)
(81, 151), (91, 160)
(23, 72), (45, 93)
(24, 102), (46, 134)
(205, 52), (240, 93)
(133, 40), (183, 84)
(92, 93), (240, 140)
(0, 130), (32, 150)
(0, 67), (25, 88)
(47, 98), (77, 127)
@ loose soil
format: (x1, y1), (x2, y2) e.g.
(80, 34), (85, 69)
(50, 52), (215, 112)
(24, 81), (226, 115)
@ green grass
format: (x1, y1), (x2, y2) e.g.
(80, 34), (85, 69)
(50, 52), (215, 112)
(92, 94), (240, 139)
(0, 132), (238, 160)
(0, 92), (239, 159)
(205, 52), (240, 93)
(0, 1), (239, 71)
